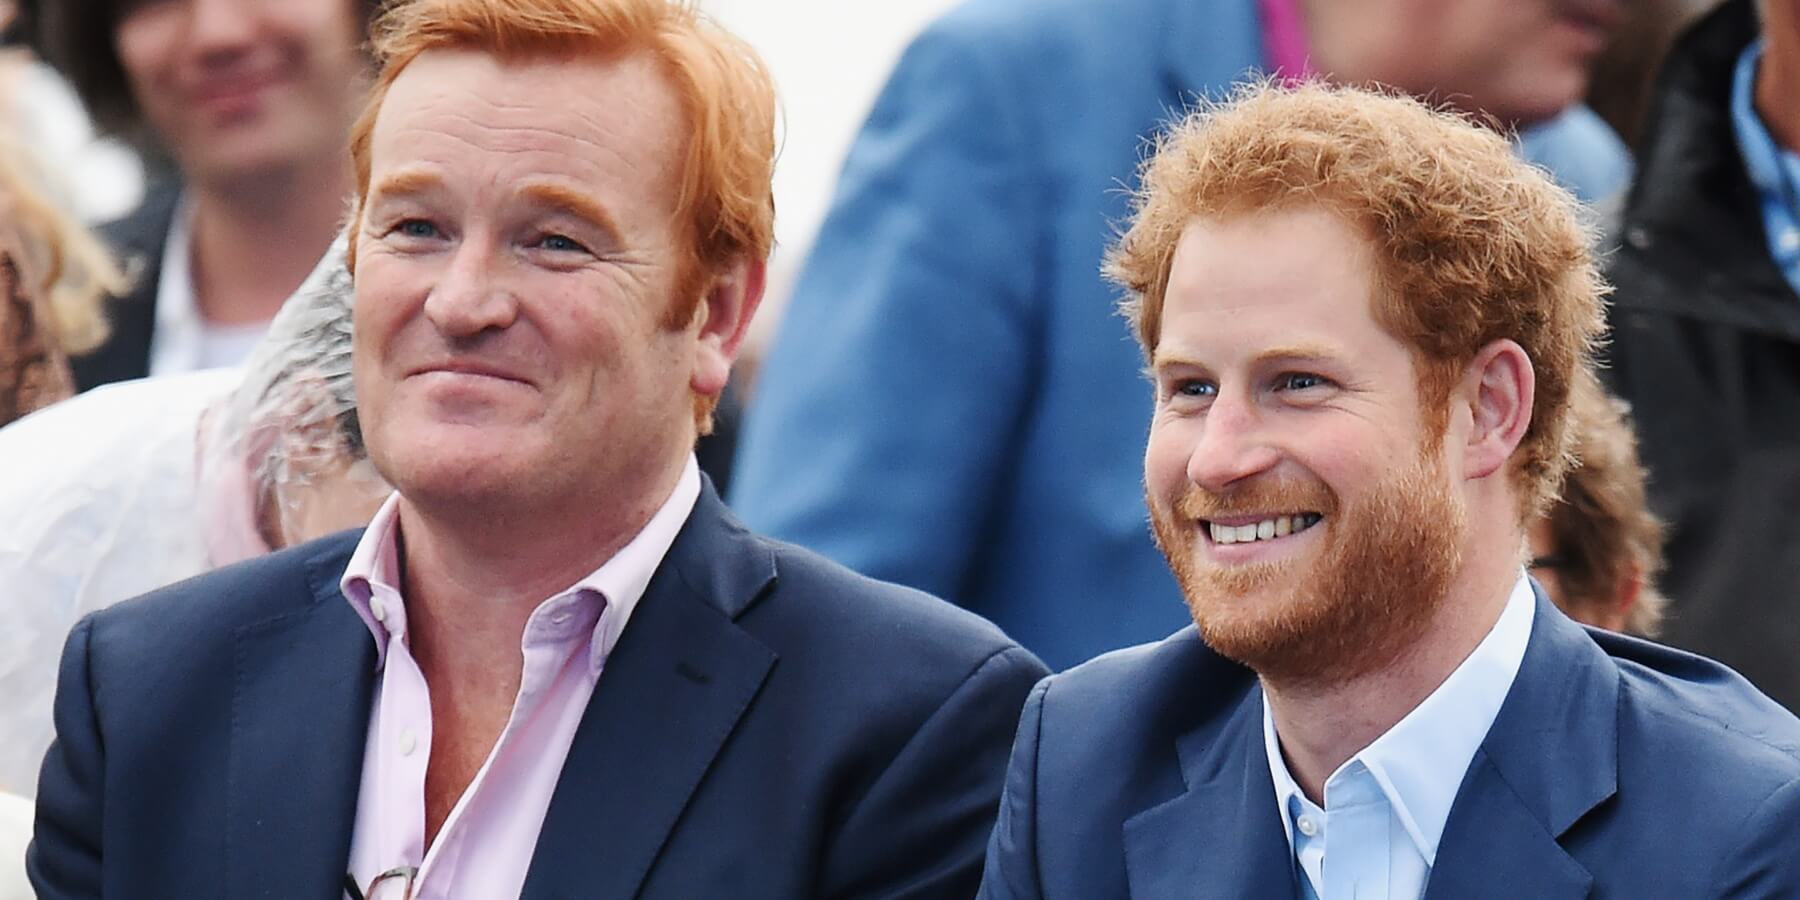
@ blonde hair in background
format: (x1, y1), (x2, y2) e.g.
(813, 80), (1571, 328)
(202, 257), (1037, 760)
(1106, 80), (1608, 521)
(0, 139), (125, 355)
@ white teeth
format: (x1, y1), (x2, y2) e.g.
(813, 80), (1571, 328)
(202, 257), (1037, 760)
(1209, 514), (1321, 545)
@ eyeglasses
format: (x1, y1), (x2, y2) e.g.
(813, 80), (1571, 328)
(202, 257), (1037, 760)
(344, 866), (419, 900)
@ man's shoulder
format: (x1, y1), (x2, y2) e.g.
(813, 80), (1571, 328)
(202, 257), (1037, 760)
(1597, 630), (1800, 777)
(750, 531), (1035, 668)
(1033, 628), (1256, 759)
(83, 530), (362, 658)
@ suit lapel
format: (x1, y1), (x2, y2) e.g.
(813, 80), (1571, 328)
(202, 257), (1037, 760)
(225, 534), (377, 898)
(522, 486), (778, 900)
(1424, 588), (1617, 900)
(1123, 686), (1301, 900)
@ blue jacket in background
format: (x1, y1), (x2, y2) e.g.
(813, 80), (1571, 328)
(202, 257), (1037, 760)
(979, 587), (1800, 899)
(733, 0), (1631, 670)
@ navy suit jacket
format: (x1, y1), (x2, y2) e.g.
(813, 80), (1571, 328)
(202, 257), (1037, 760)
(28, 484), (1048, 898)
(980, 588), (1800, 899)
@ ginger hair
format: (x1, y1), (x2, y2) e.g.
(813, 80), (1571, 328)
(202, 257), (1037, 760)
(346, 0), (777, 431)
(1107, 81), (1606, 518)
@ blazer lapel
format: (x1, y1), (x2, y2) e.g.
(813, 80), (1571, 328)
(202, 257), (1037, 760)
(1123, 686), (1301, 900)
(225, 534), (377, 898)
(1424, 587), (1617, 900)
(522, 485), (778, 900)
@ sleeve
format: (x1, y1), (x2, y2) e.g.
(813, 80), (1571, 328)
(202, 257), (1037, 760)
(821, 646), (1050, 900)
(977, 676), (1050, 900)
(1711, 776), (1800, 898)
(730, 17), (1044, 603)
(25, 616), (105, 899)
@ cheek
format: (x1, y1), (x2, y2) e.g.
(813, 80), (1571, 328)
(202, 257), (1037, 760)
(1144, 419), (1194, 498)
(113, 14), (177, 89)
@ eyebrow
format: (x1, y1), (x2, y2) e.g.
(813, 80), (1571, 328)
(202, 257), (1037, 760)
(1152, 343), (1340, 371)
(518, 182), (622, 240)
(362, 173), (623, 240)
(365, 169), (445, 205)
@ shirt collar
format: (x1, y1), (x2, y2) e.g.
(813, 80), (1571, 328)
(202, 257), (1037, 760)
(1263, 572), (1537, 864)
(339, 455), (703, 674)
(1729, 39), (1800, 287)
(147, 192), (202, 377)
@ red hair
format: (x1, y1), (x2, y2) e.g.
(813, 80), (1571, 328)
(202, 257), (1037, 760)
(346, 0), (777, 429)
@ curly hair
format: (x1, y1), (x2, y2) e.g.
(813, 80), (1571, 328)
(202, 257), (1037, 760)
(1543, 373), (1667, 637)
(1106, 80), (1607, 518)
(345, 0), (778, 431)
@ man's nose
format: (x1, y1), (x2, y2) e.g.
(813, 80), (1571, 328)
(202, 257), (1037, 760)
(423, 244), (519, 339)
(1185, 391), (1280, 493)
(187, 0), (258, 58)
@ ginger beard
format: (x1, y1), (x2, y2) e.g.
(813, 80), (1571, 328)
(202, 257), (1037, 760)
(1149, 439), (1466, 688)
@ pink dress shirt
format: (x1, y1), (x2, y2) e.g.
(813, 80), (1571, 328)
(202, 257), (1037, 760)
(1258, 0), (1317, 83)
(338, 456), (701, 900)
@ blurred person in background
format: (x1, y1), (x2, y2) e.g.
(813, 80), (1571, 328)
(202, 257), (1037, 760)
(32, 0), (375, 388)
(1603, 0), (1800, 709)
(1529, 372), (1668, 638)
(0, 142), (127, 426)
(0, 790), (24, 900)
(734, 0), (1635, 671)
(1, 0), (144, 224)
(0, 237), (389, 796)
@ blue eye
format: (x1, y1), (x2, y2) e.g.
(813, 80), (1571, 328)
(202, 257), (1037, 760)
(395, 219), (438, 239)
(536, 233), (588, 253)
(1174, 380), (1217, 398)
(1278, 373), (1327, 391)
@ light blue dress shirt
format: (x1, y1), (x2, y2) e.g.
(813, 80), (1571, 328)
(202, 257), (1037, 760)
(1730, 39), (1800, 296)
(1263, 574), (1537, 899)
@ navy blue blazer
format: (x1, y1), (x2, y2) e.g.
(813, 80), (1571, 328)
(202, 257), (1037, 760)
(28, 484), (1049, 899)
(980, 588), (1800, 899)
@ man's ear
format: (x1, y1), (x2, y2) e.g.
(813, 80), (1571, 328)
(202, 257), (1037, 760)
(690, 255), (767, 397)
(1460, 339), (1534, 481)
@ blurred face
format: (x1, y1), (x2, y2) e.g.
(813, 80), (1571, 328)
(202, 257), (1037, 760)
(1143, 208), (1467, 687)
(1322, 0), (1623, 126)
(352, 48), (704, 517)
(113, 0), (367, 181)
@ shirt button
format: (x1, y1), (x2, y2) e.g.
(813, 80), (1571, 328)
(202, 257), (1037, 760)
(1297, 815), (1318, 838)
(399, 729), (418, 757)
(369, 596), (388, 623)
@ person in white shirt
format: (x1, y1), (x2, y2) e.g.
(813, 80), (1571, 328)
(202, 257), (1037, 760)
(30, 0), (376, 386)
(0, 237), (388, 796)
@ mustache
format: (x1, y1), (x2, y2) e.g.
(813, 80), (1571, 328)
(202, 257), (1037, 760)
(1172, 477), (1339, 521)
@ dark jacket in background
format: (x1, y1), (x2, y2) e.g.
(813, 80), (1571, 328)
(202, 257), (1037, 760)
(1603, 0), (1800, 710)
(69, 182), (176, 392)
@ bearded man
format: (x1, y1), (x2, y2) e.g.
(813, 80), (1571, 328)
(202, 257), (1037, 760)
(977, 82), (1800, 900)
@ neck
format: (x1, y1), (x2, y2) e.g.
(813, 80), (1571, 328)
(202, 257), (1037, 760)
(393, 455), (689, 681)
(187, 157), (351, 327)
(1758, 5), (1800, 154)
(1261, 536), (1521, 804)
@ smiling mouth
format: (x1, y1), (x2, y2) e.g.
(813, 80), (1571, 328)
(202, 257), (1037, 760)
(1203, 513), (1323, 545)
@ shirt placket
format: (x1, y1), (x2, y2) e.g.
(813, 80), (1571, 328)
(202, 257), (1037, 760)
(1321, 766), (1391, 900)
